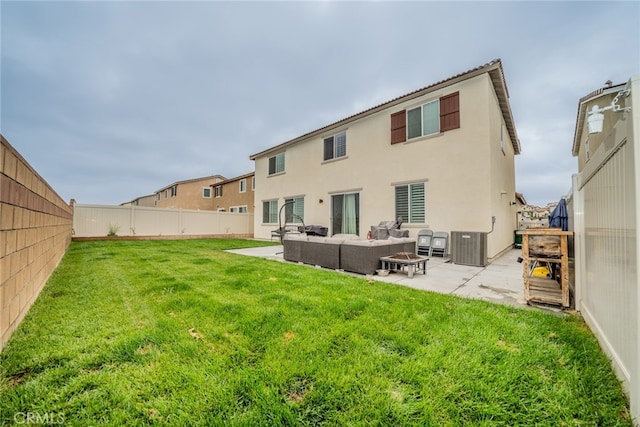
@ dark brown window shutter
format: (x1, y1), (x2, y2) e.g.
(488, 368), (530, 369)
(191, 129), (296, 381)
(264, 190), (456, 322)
(440, 92), (460, 132)
(390, 110), (406, 144)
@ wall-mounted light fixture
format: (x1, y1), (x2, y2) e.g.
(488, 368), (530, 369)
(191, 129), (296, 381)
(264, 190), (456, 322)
(510, 201), (517, 206)
(318, 199), (324, 204)
(587, 88), (632, 134)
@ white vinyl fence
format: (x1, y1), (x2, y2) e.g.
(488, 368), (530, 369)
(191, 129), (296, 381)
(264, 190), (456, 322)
(572, 75), (639, 424)
(73, 204), (254, 238)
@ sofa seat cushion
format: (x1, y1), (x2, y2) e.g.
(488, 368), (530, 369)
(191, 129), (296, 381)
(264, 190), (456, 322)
(340, 239), (408, 275)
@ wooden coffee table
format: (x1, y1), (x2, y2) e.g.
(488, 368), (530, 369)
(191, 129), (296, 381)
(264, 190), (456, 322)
(379, 253), (428, 278)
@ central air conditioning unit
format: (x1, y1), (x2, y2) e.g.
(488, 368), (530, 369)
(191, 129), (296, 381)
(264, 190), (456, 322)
(451, 231), (488, 267)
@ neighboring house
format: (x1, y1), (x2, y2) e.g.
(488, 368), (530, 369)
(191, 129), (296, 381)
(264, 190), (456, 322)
(515, 192), (527, 228)
(154, 174), (225, 210)
(572, 81), (629, 170)
(570, 75), (639, 422)
(210, 172), (255, 213)
(250, 59), (521, 259)
(120, 194), (156, 207)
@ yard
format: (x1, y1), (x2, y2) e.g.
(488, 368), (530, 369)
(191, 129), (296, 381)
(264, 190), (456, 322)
(0, 239), (632, 426)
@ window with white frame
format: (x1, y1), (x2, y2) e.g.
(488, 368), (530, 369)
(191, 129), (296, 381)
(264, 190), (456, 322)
(170, 186), (177, 197)
(214, 185), (222, 197)
(262, 200), (278, 224)
(202, 187), (212, 198)
(251, 176), (255, 191)
(323, 131), (347, 161)
(164, 190), (168, 199)
(268, 153), (285, 175)
(407, 100), (440, 139)
(284, 197), (304, 224)
(230, 206), (248, 213)
(395, 182), (426, 224)
(239, 179), (247, 193)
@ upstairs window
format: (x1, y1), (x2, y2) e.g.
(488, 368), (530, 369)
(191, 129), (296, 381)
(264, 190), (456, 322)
(408, 100), (440, 139)
(268, 153), (285, 175)
(251, 176), (255, 190)
(323, 131), (347, 161)
(214, 185), (222, 197)
(407, 99), (440, 139)
(170, 186), (177, 197)
(239, 179), (247, 193)
(391, 92), (459, 144)
(202, 187), (211, 198)
(395, 182), (425, 224)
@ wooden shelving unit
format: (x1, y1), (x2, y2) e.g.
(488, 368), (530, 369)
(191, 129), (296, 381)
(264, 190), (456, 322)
(519, 229), (573, 308)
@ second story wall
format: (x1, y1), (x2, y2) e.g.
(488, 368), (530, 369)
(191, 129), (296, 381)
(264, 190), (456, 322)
(573, 86), (628, 172)
(155, 176), (224, 210)
(211, 173), (255, 214)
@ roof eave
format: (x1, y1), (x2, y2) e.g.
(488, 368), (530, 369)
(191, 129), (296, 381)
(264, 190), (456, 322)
(155, 174), (226, 193)
(209, 171), (255, 187)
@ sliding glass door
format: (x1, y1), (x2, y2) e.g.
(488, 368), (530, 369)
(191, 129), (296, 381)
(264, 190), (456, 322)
(331, 193), (359, 236)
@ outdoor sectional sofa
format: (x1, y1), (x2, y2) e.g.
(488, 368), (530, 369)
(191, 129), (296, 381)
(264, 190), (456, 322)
(283, 233), (417, 275)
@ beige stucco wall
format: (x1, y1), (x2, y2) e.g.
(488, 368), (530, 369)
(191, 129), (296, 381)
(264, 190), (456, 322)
(253, 73), (517, 258)
(155, 177), (223, 210)
(0, 135), (73, 351)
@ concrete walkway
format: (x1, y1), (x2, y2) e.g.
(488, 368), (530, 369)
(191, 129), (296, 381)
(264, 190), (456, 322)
(227, 245), (532, 308)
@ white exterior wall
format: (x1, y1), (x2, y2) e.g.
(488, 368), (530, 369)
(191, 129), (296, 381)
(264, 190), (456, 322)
(253, 73), (517, 258)
(573, 75), (639, 423)
(73, 204), (253, 237)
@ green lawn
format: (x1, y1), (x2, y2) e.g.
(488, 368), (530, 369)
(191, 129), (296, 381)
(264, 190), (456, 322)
(0, 239), (632, 426)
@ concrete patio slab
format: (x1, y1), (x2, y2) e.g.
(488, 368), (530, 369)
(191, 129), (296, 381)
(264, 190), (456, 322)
(226, 245), (542, 309)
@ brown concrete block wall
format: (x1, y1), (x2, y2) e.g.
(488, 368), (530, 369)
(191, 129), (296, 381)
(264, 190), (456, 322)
(0, 135), (73, 351)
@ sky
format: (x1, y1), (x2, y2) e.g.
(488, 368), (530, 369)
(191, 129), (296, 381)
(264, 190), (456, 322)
(1, 1), (639, 208)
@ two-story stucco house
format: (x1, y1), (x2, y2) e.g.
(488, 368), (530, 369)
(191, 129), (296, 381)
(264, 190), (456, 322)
(154, 174), (225, 210)
(210, 172), (255, 213)
(250, 59), (521, 260)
